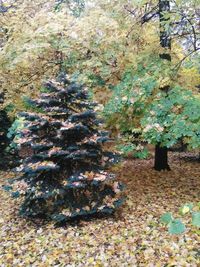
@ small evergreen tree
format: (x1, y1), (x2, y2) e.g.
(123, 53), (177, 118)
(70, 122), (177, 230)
(0, 93), (12, 169)
(9, 77), (123, 222)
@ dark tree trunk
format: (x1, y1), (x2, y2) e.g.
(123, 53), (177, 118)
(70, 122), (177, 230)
(159, 0), (171, 60)
(154, 0), (171, 171)
(154, 143), (170, 171)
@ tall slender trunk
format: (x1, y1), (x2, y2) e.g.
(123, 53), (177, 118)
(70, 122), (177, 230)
(154, 0), (171, 171)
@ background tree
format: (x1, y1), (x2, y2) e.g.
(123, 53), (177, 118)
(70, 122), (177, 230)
(0, 0), (85, 109)
(154, 0), (171, 171)
(103, 0), (200, 170)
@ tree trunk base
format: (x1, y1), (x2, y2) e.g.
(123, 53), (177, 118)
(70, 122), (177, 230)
(154, 144), (170, 171)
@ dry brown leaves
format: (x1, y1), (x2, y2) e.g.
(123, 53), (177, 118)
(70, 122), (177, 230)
(0, 152), (199, 266)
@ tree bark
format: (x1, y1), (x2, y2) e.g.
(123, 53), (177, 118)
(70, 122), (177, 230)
(154, 143), (170, 171)
(154, 0), (171, 171)
(159, 0), (171, 59)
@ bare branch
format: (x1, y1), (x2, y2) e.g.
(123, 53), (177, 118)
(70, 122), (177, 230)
(173, 47), (200, 72)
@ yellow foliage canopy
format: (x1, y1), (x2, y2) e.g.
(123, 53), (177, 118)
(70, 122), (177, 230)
(0, 0), (199, 110)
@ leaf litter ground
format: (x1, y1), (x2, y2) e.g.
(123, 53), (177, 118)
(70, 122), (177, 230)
(0, 152), (199, 266)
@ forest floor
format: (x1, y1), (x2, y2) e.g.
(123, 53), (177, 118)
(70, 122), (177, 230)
(0, 152), (200, 267)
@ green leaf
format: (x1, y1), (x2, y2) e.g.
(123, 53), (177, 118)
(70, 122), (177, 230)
(160, 212), (173, 225)
(192, 212), (200, 227)
(168, 219), (186, 235)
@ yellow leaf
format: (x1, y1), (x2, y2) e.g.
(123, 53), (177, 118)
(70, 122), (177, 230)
(88, 257), (95, 264)
(182, 206), (190, 214)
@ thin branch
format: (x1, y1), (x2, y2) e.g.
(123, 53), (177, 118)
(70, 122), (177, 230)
(187, 18), (198, 51)
(141, 6), (159, 24)
(125, 4), (159, 38)
(173, 47), (200, 72)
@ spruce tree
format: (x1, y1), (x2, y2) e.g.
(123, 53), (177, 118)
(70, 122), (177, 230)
(0, 93), (12, 169)
(10, 77), (123, 222)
